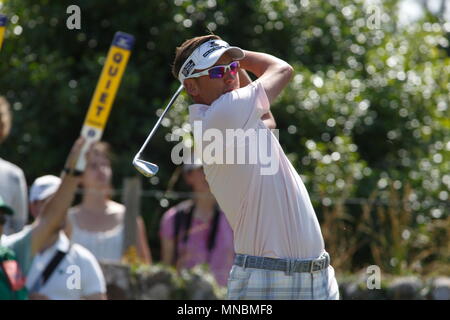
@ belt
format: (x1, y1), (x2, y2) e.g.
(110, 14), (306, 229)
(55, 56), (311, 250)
(234, 252), (330, 274)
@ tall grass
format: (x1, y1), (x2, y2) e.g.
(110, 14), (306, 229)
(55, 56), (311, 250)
(321, 182), (449, 276)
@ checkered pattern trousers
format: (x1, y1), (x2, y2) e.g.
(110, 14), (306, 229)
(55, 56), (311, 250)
(227, 264), (339, 300)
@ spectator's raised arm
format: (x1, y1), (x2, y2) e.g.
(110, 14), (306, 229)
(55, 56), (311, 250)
(31, 137), (85, 255)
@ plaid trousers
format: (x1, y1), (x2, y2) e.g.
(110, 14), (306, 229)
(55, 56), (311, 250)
(227, 263), (339, 300)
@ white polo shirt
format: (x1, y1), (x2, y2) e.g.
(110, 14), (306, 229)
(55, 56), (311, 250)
(189, 80), (325, 260)
(26, 232), (106, 300)
(0, 157), (28, 235)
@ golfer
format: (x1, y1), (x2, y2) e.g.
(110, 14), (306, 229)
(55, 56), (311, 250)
(172, 35), (339, 300)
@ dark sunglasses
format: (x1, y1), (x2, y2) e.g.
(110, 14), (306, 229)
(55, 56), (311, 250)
(187, 61), (240, 80)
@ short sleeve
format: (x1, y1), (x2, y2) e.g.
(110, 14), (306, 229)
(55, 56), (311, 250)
(2, 165), (28, 235)
(75, 245), (106, 297)
(3, 227), (34, 275)
(11, 168), (28, 233)
(207, 80), (270, 131)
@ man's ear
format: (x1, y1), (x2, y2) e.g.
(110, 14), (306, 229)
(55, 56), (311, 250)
(184, 79), (199, 97)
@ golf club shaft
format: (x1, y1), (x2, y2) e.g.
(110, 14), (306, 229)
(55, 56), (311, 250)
(135, 84), (184, 158)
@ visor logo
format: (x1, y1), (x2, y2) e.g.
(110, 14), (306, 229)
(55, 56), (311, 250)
(202, 45), (226, 58)
(182, 59), (196, 77)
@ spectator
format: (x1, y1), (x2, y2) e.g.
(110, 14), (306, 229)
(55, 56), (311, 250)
(66, 141), (151, 264)
(0, 96), (28, 235)
(160, 163), (234, 287)
(26, 175), (106, 300)
(0, 195), (27, 300)
(2, 137), (85, 299)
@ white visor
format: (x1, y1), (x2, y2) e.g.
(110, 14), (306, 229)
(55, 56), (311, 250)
(178, 39), (245, 83)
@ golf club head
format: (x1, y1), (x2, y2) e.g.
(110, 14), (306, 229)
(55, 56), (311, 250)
(132, 85), (184, 177)
(133, 158), (159, 177)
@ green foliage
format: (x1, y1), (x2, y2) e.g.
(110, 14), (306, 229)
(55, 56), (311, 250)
(0, 0), (448, 274)
(131, 263), (226, 299)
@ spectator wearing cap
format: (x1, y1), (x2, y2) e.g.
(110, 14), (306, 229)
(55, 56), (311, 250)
(159, 162), (235, 287)
(0, 195), (27, 299)
(2, 137), (89, 298)
(0, 96), (28, 235)
(25, 175), (106, 300)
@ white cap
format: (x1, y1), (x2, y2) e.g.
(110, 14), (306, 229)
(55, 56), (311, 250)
(178, 39), (245, 83)
(29, 175), (61, 202)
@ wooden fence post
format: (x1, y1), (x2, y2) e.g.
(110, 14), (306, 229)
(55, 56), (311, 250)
(121, 176), (142, 262)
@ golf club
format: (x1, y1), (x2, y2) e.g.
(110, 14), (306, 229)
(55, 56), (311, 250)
(133, 84), (184, 177)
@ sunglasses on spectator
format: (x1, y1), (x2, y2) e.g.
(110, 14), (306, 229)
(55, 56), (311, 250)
(187, 61), (239, 80)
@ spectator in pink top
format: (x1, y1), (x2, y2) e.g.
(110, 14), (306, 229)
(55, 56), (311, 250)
(159, 163), (234, 287)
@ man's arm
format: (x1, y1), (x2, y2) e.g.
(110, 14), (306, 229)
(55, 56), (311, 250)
(238, 69), (252, 88)
(239, 50), (293, 105)
(239, 68), (277, 129)
(261, 111), (276, 129)
(30, 137), (85, 255)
